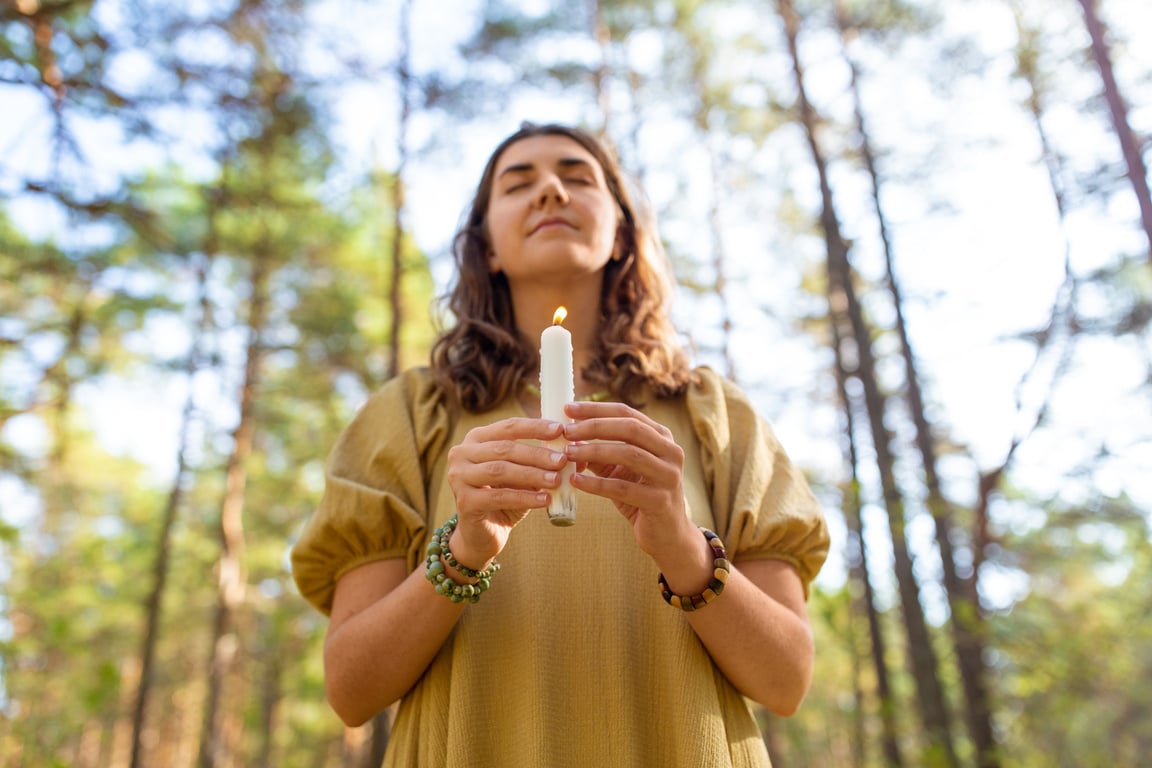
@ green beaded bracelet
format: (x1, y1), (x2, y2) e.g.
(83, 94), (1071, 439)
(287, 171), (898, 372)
(657, 527), (731, 611)
(424, 515), (500, 604)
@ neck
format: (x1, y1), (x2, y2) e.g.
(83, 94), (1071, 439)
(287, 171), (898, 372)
(511, 276), (602, 395)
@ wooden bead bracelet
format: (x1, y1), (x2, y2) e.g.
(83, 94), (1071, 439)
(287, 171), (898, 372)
(657, 527), (730, 611)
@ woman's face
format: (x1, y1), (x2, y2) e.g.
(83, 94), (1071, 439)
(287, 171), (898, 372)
(484, 134), (621, 286)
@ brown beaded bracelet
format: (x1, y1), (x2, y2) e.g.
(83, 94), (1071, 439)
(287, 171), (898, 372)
(657, 527), (731, 611)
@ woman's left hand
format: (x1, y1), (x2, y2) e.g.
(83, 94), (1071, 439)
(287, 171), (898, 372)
(561, 400), (696, 561)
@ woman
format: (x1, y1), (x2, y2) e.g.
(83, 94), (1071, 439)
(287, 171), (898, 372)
(291, 123), (829, 767)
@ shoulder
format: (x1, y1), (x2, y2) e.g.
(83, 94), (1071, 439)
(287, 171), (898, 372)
(687, 366), (755, 406)
(358, 367), (447, 417)
(374, 365), (439, 401)
(684, 366), (761, 445)
(334, 367), (455, 464)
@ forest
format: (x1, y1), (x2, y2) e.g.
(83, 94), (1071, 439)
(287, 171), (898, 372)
(1, 0), (1150, 766)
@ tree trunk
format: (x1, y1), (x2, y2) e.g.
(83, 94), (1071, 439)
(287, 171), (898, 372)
(366, 708), (392, 768)
(341, 725), (369, 767)
(198, 245), (272, 768)
(832, 320), (904, 768)
(1076, 0), (1152, 262)
(762, 718), (787, 766)
(590, 0), (612, 134)
(834, 6), (999, 765)
(387, 0), (413, 382)
(110, 656), (141, 767)
(254, 615), (282, 768)
(131, 246), (214, 768)
(774, 1), (958, 764)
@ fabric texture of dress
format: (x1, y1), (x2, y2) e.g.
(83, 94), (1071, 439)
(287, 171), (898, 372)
(291, 366), (830, 768)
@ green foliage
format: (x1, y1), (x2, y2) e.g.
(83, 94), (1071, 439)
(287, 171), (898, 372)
(987, 492), (1152, 766)
(835, 0), (941, 39)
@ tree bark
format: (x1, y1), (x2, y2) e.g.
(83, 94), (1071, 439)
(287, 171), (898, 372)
(254, 614), (282, 768)
(591, 0), (612, 134)
(386, 0), (413, 382)
(835, 6), (999, 765)
(1076, 0), (1152, 263)
(762, 718), (787, 766)
(367, 708), (392, 768)
(198, 243), (271, 768)
(832, 320), (904, 768)
(775, 1), (957, 764)
(131, 245), (215, 768)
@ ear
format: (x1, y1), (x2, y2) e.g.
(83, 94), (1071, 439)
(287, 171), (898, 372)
(487, 251), (502, 273)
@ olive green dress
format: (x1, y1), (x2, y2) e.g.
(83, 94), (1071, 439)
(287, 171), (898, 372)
(291, 366), (829, 768)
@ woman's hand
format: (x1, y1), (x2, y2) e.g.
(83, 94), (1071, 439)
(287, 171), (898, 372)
(445, 417), (567, 567)
(561, 401), (701, 566)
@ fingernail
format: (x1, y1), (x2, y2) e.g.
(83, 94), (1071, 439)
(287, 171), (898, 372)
(543, 471), (558, 483)
(550, 451), (565, 464)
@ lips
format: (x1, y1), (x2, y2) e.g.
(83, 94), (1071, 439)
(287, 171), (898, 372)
(530, 217), (575, 235)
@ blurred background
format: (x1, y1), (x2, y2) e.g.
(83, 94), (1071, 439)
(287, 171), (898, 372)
(1, 0), (1149, 766)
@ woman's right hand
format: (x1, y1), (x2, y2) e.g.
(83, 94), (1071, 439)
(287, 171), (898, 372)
(444, 417), (567, 568)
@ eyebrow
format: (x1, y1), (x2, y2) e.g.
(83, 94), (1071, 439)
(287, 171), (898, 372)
(497, 157), (595, 179)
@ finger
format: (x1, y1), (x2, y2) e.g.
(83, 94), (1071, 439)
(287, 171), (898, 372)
(570, 470), (668, 509)
(562, 413), (676, 461)
(458, 461), (562, 492)
(564, 401), (673, 439)
(450, 439), (567, 472)
(566, 440), (591, 473)
(564, 415), (672, 449)
(466, 417), (564, 444)
(565, 439), (682, 484)
(454, 486), (551, 514)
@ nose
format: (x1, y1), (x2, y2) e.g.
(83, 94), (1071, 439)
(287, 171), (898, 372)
(535, 174), (569, 207)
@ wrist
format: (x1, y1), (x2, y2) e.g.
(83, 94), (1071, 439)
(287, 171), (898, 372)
(447, 524), (497, 576)
(657, 527), (731, 611)
(425, 515), (501, 604)
(654, 520), (716, 595)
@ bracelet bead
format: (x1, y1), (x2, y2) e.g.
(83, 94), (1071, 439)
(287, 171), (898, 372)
(424, 515), (500, 604)
(657, 527), (731, 611)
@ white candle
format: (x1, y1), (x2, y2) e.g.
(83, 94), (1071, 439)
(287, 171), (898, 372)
(540, 306), (576, 526)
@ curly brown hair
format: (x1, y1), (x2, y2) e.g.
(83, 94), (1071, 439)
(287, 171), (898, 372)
(430, 123), (696, 413)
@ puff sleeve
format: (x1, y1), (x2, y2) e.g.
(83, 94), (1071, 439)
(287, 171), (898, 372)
(290, 367), (453, 615)
(685, 367), (829, 597)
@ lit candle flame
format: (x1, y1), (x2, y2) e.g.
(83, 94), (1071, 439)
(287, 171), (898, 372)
(553, 306), (568, 325)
